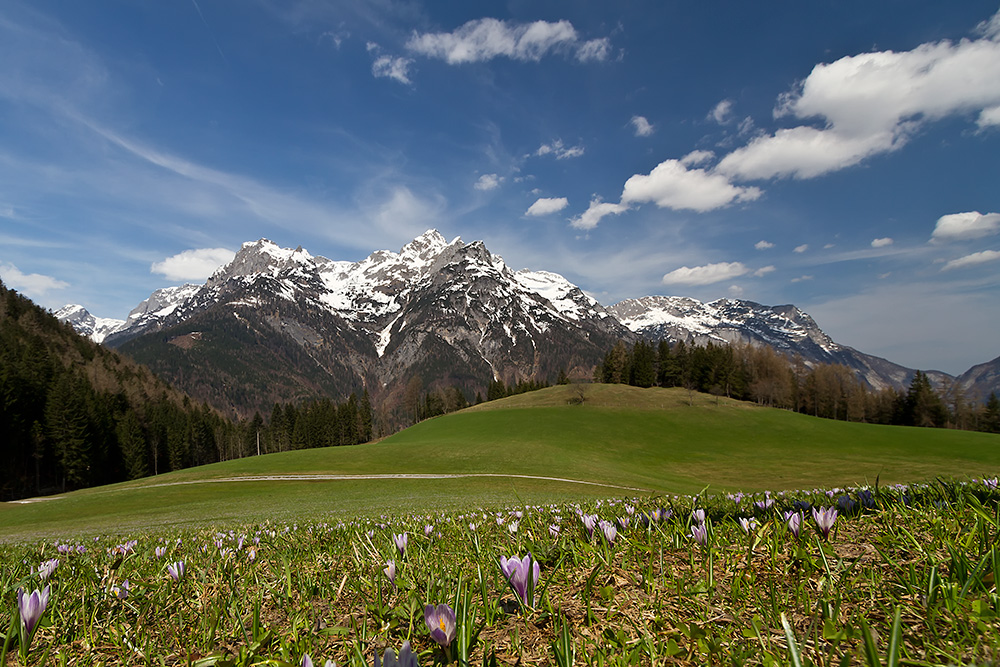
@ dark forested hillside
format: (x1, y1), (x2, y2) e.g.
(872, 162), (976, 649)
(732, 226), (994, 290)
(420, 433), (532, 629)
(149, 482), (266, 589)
(0, 280), (240, 500)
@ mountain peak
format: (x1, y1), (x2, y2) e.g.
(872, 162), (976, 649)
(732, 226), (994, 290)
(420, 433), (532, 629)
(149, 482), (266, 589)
(399, 229), (458, 260)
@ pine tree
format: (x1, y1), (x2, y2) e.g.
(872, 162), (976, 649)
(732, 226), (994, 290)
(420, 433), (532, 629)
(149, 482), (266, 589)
(984, 392), (1000, 434)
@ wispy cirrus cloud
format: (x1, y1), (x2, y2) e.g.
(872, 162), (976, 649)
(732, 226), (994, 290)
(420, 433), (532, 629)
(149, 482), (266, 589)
(941, 249), (1000, 271)
(662, 261), (749, 286)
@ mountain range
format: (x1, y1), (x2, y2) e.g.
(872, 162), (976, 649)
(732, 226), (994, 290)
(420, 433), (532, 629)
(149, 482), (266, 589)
(57, 230), (999, 416)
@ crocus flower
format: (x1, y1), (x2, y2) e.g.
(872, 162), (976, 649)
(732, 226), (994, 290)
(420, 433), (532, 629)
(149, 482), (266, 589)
(154, 546), (168, 559)
(738, 517), (757, 535)
(424, 524), (434, 537)
(384, 560), (396, 587)
(599, 520), (617, 544)
(812, 506), (838, 540)
(167, 561), (185, 582)
(36, 559), (58, 581)
(580, 514), (598, 539)
(376, 640), (419, 667)
(301, 655), (336, 667)
(786, 511), (803, 539)
(690, 522), (708, 546)
(500, 554), (540, 607)
(17, 585), (50, 636)
(424, 603), (456, 647)
(393, 533), (407, 557)
(549, 524), (561, 538)
(692, 509), (706, 525)
(507, 521), (519, 535)
(110, 579), (130, 600)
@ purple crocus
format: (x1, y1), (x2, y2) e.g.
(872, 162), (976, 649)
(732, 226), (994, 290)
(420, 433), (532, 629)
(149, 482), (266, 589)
(111, 579), (130, 600)
(424, 603), (456, 647)
(812, 506), (838, 540)
(690, 522), (708, 546)
(384, 560), (396, 587)
(301, 654), (336, 667)
(376, 640), (419, 667)
(36, 559), (58, 581)
(580, 514), (598, 540)
(598, 520), (617, 544)
(500, 553), (540, 607)
(17, 586), (50, 636)
(786, 511), (803, 539)
(692, 509), (706, 525)
(393, 532), (408, 557)
(167, 561), (185, 582)
(738, 517), (757, 535)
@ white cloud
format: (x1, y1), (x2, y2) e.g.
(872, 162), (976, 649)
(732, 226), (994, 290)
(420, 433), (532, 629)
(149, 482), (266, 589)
(534, 139), (584, 160)
(0, 262), (69, 297)
(931, 211), (1000, 242)
(662, 261), (748, 286)
(728, 284), (744, 297)
(405, 18), (610, 64)
(941, 249), (1000, 271)
(151, 248), (236, 281)
(978, 105), (1000, 128)
(709, 99), (734, 124)
(630, 115), (654, 137)
(680, 150), (715, 167)
(367, 43), (414, 84)
(474, 173), (503, 191)
(791, 275), (814, 283)
(371, 54), (414, 84)
(525, 196), (569, 216)
(794, 244), (809, 253)
(570, 197), (629, 230)
(718, 24), (1000, 180)
(871, 237), (894, 248)
(620, 159), (761, 213)
(753, 265), (776, 277)
(755, 240), (775, 250)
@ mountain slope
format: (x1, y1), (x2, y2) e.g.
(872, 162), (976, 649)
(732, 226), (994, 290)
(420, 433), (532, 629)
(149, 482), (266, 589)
(958, 355), (1000, 402)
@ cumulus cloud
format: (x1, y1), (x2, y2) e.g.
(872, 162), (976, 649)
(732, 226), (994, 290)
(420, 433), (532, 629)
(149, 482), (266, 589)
(662, 261), (749, 286)
(620, 159), (761, 212)
(717, 18), (1000, 180)
(534, 139), (584, 160)
(405, 18), (610, 64)
(931, 211), (1000, 242)
(525, 196), (569, 216)
(977, 105), (1000, 128)
(630, 115), (654, 137)
(367, 42), (414, 84)
(0, 262), (69, 296)
(151, 248), (236, 281)
(941, 249), (1000, 271)
(871, 237), (894, 248)
(474, 173), (503, 191)
(570, 197), (629, 230)
(755, 240), (775, 250)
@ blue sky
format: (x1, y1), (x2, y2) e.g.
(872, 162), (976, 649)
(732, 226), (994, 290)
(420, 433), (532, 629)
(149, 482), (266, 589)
(1, 1), (998, 376)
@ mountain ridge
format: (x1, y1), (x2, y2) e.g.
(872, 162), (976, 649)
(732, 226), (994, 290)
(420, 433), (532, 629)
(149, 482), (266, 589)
(56, 230), (999, 413)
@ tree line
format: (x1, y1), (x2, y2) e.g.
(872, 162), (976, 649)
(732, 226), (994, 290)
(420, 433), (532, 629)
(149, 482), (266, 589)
(595, 339), (1000, 433)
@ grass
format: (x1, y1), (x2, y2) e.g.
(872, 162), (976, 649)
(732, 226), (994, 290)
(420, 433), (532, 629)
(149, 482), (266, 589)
(3, 385), (1000, 665)
(3, 482), (1000, 666)
(2, 384), (999, 541)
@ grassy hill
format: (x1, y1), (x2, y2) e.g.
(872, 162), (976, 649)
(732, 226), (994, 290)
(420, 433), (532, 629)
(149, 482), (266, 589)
(3, 384), (998, 540)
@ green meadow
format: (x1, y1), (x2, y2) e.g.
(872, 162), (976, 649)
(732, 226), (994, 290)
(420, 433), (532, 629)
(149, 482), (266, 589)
(3, 384), (998, 541)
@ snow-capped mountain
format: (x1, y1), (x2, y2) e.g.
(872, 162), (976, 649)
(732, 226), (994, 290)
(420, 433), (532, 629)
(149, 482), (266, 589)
(57, 230), (993, 414)
(607, 295), (949, 390)
(69, 231), (630, 416)
(54, 304), (125, 344)
(958, 355), (1000, 402)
